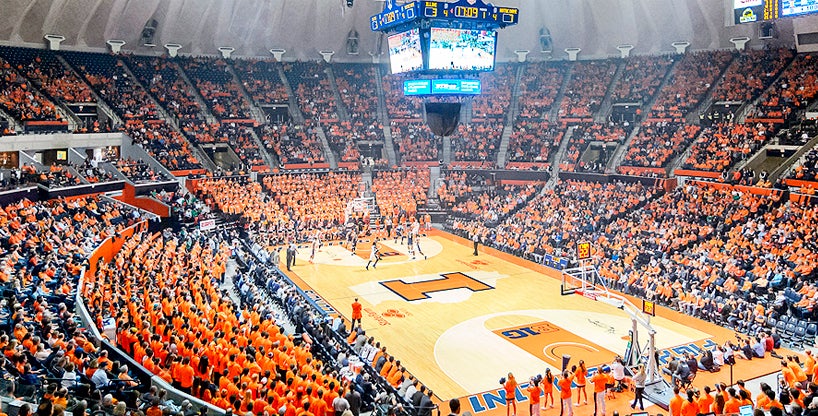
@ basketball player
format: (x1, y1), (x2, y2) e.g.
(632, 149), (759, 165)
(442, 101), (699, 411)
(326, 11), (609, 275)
(309, 232), (321, 263)
(366, 242), (380, 270)
(407, 230), (416, 259)
(394, 222), (405, 244)
(350, 233), (358, 256)
(384, 216), (393, 239)
(412, 220), (426, 259)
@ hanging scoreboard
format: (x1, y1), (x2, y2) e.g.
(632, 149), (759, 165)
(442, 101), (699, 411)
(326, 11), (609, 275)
(734, 0), (818, 24)
(372, 0), (519, 32)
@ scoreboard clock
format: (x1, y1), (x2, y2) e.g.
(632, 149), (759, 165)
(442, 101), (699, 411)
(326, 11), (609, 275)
(371, 0), (519, 32)
(642, 300), (656, 316)
(577, 242), (591, 260)
(371, 2), (418, 31)
(422, 1), (519, 25)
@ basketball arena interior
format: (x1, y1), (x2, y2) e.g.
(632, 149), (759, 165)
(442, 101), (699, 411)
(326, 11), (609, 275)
(0, 1), (817, 416)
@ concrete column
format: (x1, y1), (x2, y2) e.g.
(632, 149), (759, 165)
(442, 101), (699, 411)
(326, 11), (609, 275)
(514, 50), (530, 62)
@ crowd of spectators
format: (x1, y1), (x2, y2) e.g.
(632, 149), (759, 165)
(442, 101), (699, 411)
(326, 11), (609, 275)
(471, 64), (514, 120)
(682, 122), (772, 173)
(128, 121), (202, 172)
(452, 122), (503, 165)
(381, 72), (424, 120)
(62, 51), (159, 121)
(0, 57), (63, 123)
(648, 50), (733, 120)
(284, 62), (338, 121)
(606, 187), (818, 325)
(0, 195), (143, 410)
(74, 159), (117, 184)
(446, 175), (818, 325)
(435, 171), (487, 205)
(451, 179), (650, 259)
(258, 122), (326, 165)
(749, 53), (818, 121)
(125, 55), (204, 122)
(35, 165), (83, 188)
(323, 122), (366, 163)
(507, 120), (563, 165)
(559, 60), (616, 119)
(561, 122), (631, 171)
(391, 122), (440, 163)
(372, 170), (429, 220)
(84, 228), (351, 415)
(710, 48), (794, 103)
(789, 148), (818, 183)
(153, 189), (211, 224)
(0, 47), (94, 105)
(262, 172), (360, 236)
(195, 174), (357, 241)
(443, 182), (541, 225)
(610, 55), (673, 103)
(179, 56), (253, 120)
(332, 64), (386, 163)
(183, 121), (266, 168)
(335, 64), (382, 131)
(621, 122), (701, 173)
(232, 59), (289, 105)
(518, 62), (565, 119)
(115, 159), (172, 183)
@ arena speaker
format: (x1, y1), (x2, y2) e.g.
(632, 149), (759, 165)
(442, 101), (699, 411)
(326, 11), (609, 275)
(425, 102), (461, 137)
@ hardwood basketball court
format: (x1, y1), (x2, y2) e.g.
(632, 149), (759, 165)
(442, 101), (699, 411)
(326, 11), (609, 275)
(281, 229), (786, 416)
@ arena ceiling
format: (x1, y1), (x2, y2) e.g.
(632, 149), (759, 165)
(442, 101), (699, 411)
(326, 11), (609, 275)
(0, 0), (795, 62)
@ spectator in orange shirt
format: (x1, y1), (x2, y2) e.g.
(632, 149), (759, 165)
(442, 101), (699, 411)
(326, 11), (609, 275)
(588, 367), (608, 416)
(526, 377), (541, 416)
(557, 370), (574, 416)
(503, 373), (517, 416)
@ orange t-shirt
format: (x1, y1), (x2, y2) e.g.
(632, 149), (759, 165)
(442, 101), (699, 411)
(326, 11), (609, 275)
(697, 394), (714, 414)
(589, 373), (607, 393)
(177, 364), (195, 388)
(527, 385), (541, 403)
(504, 379), (517, 400)
(681, 400), (698, 416)
(558, 376), (573, 400)
(669, 394), (684, 416)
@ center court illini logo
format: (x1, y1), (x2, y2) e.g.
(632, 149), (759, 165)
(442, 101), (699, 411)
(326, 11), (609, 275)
(380, 271), (493, 301)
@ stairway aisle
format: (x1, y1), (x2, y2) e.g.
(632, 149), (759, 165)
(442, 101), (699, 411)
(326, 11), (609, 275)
(278, 66), (307, 125)
(374, 65), (397, 166)
(325, 65), (350, 122)
(546, 125), (577, 189)
(594, 61), (625, 123)
(496, 63), (526, 168)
